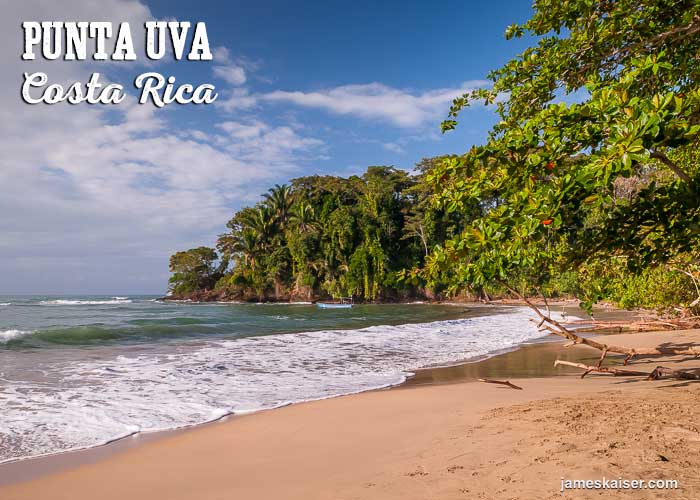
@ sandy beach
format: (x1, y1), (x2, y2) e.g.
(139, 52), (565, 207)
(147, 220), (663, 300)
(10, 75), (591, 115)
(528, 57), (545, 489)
(2, 329), (699, 500)
(4, 1), (699, 499)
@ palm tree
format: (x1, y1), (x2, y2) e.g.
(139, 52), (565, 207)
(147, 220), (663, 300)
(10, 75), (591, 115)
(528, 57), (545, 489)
(289, 201), (319, 234)
(264, 184), (293, 229)
(234, 229), (260, 269)
(239, 205), (275, 245)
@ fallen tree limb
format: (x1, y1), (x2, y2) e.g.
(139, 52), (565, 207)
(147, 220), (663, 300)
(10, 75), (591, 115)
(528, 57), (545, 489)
(527, 317), (698, 335)
(555, 360), (700, 381)
(498, 280), (700, 365)
(647, 366), (700, 381)
(566, 318), (700, 333)
(478, 378), (523, 390)
(554, 360), (650, 378)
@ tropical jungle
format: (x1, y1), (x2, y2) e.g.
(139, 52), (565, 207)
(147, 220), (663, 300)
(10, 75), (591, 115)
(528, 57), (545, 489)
(168, 0), (700, 315)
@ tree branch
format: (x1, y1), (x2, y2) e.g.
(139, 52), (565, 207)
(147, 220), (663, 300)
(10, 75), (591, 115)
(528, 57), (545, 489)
(567, 15), (700, 83)
(478, 378), (523, 390)
(555, 360), (700, 381)
(554, 360), (649, 378)
(496, 279), (700, 362)
(649, 151), (691, 183)
(669, 265), (700, 308)
(647, 366), (700, 381)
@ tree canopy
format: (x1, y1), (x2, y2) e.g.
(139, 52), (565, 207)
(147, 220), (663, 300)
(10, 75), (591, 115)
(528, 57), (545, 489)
(169, 166), (466, 301)
(168, 246), (222, 294)
(169, 0), (700, 311)
(425, 0), (700, 312)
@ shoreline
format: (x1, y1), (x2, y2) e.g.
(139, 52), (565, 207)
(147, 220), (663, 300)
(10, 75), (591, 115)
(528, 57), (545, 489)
(2, 329), (699, 498)
(158, 294), (645, 315)
(0, 304), (648, 483)
(161, 295), (585, 307)
(0, 334), (568, 485)
(0, 324), (663, 488)
(0, 302), (549, 472)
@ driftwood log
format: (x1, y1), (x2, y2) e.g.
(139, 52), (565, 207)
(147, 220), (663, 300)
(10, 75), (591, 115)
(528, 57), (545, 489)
(648, 366), (700, 381)
(478, 378), (523, 390)
(554, 360), (649, 378)
(566, 317), (700, 334)
(498, 281), (700, 365)
(554, 360), (700, 381)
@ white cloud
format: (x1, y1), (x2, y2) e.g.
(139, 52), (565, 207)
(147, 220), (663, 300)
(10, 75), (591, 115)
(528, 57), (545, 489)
(0, 0), (324, 293)
(209, 52), (488, 135)
(217, 120), (324, 164)
(213, 64), (247, 85)
(261, 81), (488, 128)
(211, 45), (248, 86)
(383, 142), (406, 154)
(213, 46), (232, 62)
(217, 88), (258, 111)
(0, 97), (322, 293)
(0, 0), (487, 294)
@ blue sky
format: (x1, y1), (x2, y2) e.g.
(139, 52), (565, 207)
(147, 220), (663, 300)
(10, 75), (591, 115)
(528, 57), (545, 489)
(0, 0), (534, 294)
(145, 0), (534, 173)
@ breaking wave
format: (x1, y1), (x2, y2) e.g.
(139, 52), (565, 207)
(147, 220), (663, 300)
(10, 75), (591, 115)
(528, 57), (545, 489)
(0, 307), (547, 463)
(0, 329), (34, 343)
(40, 299), (132, 306)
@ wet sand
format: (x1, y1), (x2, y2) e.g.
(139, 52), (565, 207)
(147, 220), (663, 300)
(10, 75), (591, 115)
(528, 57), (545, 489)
(406, 339), (600, 386)
(2, 328), (699, 499)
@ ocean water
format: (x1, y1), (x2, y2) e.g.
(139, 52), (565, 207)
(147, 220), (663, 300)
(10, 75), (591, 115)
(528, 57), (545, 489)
(0, 296), (549, 463)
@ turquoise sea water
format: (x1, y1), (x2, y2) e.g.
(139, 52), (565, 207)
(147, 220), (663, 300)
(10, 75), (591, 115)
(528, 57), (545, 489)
(0, 296), (547, 463)
(0, 296), (476, 348)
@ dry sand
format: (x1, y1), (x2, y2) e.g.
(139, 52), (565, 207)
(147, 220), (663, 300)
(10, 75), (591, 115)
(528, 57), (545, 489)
(2, 329), (700, 500)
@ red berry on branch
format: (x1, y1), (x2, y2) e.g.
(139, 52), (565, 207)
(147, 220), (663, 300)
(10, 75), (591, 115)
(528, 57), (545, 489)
(542, 219), (552, 226)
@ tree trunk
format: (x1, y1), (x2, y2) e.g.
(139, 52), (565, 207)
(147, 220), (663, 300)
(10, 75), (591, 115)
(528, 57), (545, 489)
(274, 276), (282, 300)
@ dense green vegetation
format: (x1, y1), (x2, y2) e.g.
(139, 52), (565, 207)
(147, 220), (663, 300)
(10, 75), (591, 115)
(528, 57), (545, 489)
(421, 0), (700, 313)
(169, 0), (700, 312)
(168, 164), (470, 301)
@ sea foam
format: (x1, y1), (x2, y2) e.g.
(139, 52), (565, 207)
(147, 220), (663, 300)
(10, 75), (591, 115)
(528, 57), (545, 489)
(40, 299), (132, 306)
(0, 307), (547, 463)
(0, 329), (33, 343)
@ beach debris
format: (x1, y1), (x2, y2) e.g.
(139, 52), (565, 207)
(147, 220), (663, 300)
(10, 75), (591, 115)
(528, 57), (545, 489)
(554, 360), (650, 378)
(477, 378), (523, 390)
(563, 317), (700, 334)
(554, 360), (700, 381)
(499, 282), (700, 366)
(647, 366), (700, 381)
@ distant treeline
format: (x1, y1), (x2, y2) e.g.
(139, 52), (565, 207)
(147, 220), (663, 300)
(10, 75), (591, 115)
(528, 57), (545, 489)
(168, 160), (473, 302)
(168, 157), (700, 310)
(168, 158), (700, 310)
